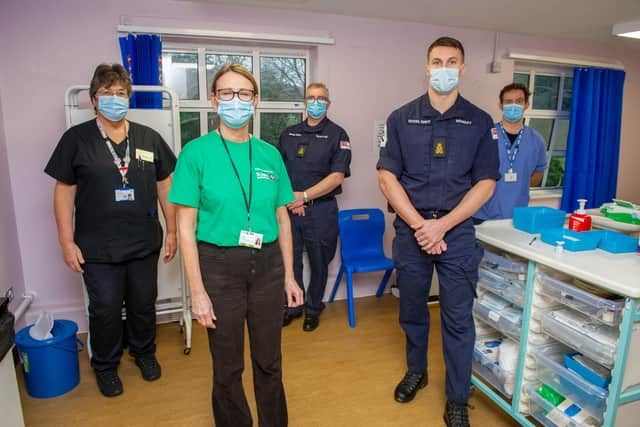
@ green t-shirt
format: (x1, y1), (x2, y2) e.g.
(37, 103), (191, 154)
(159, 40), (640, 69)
(168, 132), (294, 246)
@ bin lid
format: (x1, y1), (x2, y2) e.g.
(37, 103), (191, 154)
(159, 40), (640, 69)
(15, 319), (78, 348)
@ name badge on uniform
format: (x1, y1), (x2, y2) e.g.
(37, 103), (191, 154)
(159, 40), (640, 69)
(433, 138), (447, 158)
(296, 143), (307, 158)
(115, 187), (135, 202)
(239, 230), (263, 249)
(504, 171), (518, 183)
(135, 149), (154, 163)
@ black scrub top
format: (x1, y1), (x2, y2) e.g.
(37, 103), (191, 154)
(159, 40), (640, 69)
(278, 117), (351, 197)
(377, 94), (500, 213)
(45, 119), (177, 263)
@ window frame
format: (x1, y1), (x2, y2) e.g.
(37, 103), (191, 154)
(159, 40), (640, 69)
(163, 42), (309, 144)
(514, 64), (573, 189)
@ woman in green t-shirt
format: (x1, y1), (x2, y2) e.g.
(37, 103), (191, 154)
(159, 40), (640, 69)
(169, 64), (303, 427)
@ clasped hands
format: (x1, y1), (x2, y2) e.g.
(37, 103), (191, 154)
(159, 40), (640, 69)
(412, 218), (448, 255)
(287, 191), (306, 217)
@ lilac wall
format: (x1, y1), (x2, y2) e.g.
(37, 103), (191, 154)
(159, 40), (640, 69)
(0, 92), (26, 326)
(1, 0), (639, 330)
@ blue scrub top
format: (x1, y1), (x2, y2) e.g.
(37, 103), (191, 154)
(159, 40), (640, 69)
(474, 124), (547, 220)
(278, 117), (351, 196)
(377, 93), (500, 214)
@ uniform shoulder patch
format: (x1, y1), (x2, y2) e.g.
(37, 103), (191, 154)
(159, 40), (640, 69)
(491, 127), (499, 140)
(340, 140), (351, 150)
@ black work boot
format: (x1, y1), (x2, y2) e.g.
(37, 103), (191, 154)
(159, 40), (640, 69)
(443, 399), (471, 427)
(394, 371), (427, 403)
(95, 370), (123, 397)
(135, 356), (162, 381)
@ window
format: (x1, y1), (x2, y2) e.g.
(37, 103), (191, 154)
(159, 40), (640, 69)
(162, 45), (308, 147)
(513, 67), (573, 188)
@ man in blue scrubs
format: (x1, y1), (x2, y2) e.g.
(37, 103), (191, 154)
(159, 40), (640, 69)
(475, 83), (547, 221)
(279, 83), (351, 332)
(377, 37), (500, 427)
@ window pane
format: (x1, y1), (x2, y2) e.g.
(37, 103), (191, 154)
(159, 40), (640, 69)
(546, 156), (565, 187)
(260, 112), (303, 145)
(207, 112), (253, 134)
(513, 73), (530, 89)
(562, 77), (573, 111)
(532, 75), (560, 110)
(260, 57), (306, 102)
(206, 54), (253, 97)
(528, 118), (554, 150)
(180, 112), (201, 147)
(554, 119), (570, 151)
(162, 52), (199, 100)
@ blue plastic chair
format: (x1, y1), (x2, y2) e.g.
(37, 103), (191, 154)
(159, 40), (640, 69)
(328, 208), (394, 327)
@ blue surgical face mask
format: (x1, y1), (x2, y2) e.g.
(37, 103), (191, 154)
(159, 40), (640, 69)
(503, 103), (525, 122)
(429, 67), (459, 94)
(306, 100), (327, 120)
(98, 96), (129, 121)
(217, 97), (255, 129)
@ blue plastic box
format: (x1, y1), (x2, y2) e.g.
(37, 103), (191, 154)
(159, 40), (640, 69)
(540, 228), (601, 251)
(594, 230), (638, 254)
(512, 207), (566, 234)
(564, 353), (611, 389)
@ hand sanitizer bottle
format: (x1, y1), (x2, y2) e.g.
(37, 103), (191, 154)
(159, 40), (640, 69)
(568, 199), (592, 232)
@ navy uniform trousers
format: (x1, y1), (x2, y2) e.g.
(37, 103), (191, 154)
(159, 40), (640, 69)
(287, 198), (339, 317)
(393, 215), (483, 404)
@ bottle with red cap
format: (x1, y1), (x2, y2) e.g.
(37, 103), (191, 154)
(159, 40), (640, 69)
(568, 199), (592, 232)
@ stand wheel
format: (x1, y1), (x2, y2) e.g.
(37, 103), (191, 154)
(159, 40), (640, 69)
(183, 347), (191, 355)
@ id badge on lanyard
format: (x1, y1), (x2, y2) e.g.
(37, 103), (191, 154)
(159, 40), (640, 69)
(220, 131), (263, 249)
(499, 123), (523, 184)
(98, 119), (134, 202)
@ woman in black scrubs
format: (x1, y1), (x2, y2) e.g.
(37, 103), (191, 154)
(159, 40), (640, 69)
(45, 64), (177, 397)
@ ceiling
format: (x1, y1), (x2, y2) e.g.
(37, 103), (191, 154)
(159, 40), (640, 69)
(191, 0), (640, 48)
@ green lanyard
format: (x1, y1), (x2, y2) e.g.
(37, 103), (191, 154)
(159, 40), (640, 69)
(220, 131), (253, 231)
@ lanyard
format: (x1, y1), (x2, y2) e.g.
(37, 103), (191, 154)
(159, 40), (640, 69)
(97, 119), (130, 187)
(498, 122), (524, 172)
(220, 131), (253, 231)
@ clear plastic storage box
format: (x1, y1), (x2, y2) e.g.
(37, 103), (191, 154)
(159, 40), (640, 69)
(540, 309), (618, 368)
(534, 348), (608, 422)
(478, 267), (525, 307)
(526, 384), (601, 427)
(537, 272), (624, 326)
(473, 298), (522, 340)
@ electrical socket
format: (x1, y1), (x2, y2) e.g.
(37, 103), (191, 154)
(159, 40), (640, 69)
(491, 61), (502, 73)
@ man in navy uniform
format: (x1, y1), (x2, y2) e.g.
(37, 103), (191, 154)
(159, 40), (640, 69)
(377, 37), (500, 427)
(279, 83), (352, 332)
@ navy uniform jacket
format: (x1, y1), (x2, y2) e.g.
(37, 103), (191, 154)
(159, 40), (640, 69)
(377, 94), (500, 215)
(279, 117), (351, 197)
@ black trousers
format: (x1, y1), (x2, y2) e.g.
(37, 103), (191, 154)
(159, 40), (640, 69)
(199, 241), (288, 427)
(83, 251), (159, 372)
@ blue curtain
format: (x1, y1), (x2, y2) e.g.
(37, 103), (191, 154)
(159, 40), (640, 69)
(560, 67), (625, 212)
(118, 34), (162, 109)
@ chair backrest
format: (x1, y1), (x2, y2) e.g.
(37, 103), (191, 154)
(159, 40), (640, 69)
(338, 209), (387, 261)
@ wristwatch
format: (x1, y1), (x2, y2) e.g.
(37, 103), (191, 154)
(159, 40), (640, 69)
(303, 191), (309, 203)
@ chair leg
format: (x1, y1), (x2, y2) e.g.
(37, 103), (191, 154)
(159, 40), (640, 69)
(346, 270), (355, 328)
(376, 269), (393, 298)
(329, 264), (344, 303)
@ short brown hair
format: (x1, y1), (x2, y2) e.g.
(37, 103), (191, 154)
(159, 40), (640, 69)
(499, 83), (530, 103)
(89, 63), (132, 99)
(427, 36), (465, 62)
(306, 82), (330, 100)
(211, 63), (259, 96)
